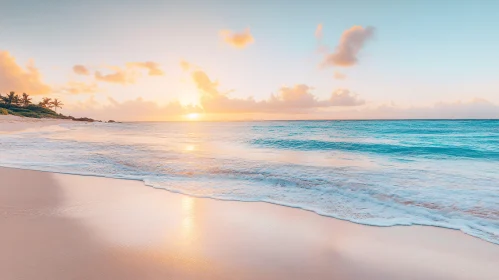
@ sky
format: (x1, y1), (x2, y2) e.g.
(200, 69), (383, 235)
(1, 0), (498, 121)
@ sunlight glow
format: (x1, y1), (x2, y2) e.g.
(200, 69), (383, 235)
(186, 113), (200, 120)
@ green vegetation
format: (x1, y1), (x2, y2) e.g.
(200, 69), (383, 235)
(0, 91), (67, 119)
(0, 91), (94, 121)
(1, 104), (68, 119)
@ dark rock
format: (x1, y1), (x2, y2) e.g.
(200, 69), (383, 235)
(72, 117), (95, 122)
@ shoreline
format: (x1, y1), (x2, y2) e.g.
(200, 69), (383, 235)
(2, 164), (497, 246)
(1, 166), (499, 279)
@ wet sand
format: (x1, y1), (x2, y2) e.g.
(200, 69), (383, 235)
(0, 115), (71, 133)
(1, 167), (498, 280)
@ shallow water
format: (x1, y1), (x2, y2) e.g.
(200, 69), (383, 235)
(1, 120), (498, 244)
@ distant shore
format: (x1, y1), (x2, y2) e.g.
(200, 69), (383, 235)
(1, 118), (499, 280)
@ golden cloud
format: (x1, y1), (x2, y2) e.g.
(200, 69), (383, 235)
(192, 70), (364, 114)
(322, 25), (375, 67)
(180, 60), (191, 71)
(220, 29), (254, 49)
(333, 71), (346, 80)
(192, 70), (222, 97)
(73, 65), (90, 76)
(64, 95), (499, 121)
(269, 85), (319, 110)
(94, 61), (164, 84)
(126, 61), (164, 76)
(66, 96), (200, 121)
(329, 89), (364, 106)
(95, 68), (132, 84)
(0, 51), (51, 95)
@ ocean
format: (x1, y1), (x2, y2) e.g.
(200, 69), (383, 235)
(1, 120), (498, 244)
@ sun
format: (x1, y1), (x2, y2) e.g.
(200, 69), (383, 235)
(186, 113), (200, 120)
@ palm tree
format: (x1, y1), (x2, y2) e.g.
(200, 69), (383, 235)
(21, 93), (32, 107)
(51, 99), (64, 113)
(39, 97), (52, 108)
(13, 94), (20, 106)
(2, 92), (18, 108)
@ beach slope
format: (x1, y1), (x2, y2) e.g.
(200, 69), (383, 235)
(1, 167), (498, 280)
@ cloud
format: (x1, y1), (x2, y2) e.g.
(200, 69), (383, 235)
(58, 81), (99, 94)
(192, 70), (223, 97)
(192, 70), (364, 114)
(94, 61), (164, 84)
(65, 94), (499, 121)
(330, 98), (499, 120)
(220, 29), (254, 49)
(322, 25), (375, 67)
(426, 98), (499, 119)
(95, 68), (132, 84)
(180, 60), (191, 71)
(315, 24), (323, 39)
(0, 51), (51, 95)
(333, 71), (347, 80)
(269, 85), (322, 110)
(65, 96), (200, 121)
(329, 89), (364, 106)
(73, 65), (90, 76)
(126, 61), (164, 76)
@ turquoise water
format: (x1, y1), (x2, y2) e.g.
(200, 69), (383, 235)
(1, 120), (498, 244)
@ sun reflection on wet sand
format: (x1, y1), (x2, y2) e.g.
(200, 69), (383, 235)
(185, 145), (196, 152)
(179, 196), (196, 245)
